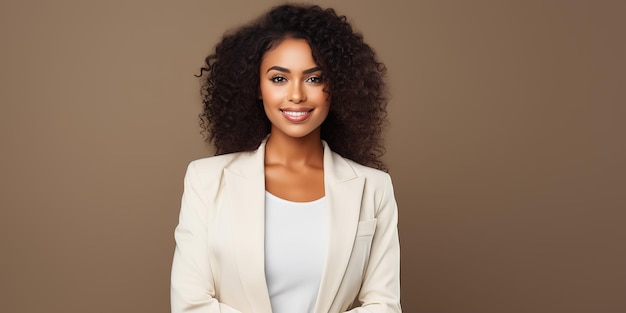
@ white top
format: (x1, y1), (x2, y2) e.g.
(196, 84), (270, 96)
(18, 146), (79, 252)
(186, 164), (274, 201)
(264, 191), (328, 313)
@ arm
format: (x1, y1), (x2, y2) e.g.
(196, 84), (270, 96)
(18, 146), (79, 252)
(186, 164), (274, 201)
(171, 162), (242, 313)
(349, 173), (402, 313)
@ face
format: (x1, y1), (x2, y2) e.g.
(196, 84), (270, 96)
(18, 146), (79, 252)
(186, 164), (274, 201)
(259, 38), (329, 140)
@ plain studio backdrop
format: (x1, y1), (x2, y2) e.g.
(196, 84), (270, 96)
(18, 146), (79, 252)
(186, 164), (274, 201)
(0, 0), (624, 312)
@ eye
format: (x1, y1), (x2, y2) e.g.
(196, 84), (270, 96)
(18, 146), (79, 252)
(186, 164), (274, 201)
(305, 76), (322, 84)
(270, 76), (287, 83)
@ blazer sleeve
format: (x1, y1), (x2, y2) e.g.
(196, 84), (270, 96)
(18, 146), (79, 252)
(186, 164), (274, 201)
(171, 162), (242, 313)
(349, 173), (402, 313)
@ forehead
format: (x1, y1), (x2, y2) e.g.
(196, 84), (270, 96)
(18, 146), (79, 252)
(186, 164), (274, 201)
(260, 38), (318, 69)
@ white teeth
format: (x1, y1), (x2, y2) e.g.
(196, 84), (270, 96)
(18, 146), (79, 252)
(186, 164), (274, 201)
(282, 111), (308, 117)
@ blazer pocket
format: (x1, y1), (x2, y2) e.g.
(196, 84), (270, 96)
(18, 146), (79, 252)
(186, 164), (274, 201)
(340, 219), (378, 298)
(356, 218), (377, 237)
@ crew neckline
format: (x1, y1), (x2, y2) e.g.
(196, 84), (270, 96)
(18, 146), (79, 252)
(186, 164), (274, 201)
(265, 190), (326, 205)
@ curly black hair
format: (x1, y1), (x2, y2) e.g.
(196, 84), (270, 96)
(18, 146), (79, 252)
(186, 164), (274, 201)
(199, 4), (388, 170)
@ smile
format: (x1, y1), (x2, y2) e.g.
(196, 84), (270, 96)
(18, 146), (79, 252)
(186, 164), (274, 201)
(280, 109), (313, 122)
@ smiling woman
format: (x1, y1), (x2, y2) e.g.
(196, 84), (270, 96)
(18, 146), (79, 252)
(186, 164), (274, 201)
(171, 4), (401, 313)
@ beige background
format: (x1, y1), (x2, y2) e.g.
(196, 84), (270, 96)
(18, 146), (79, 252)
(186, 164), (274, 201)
(1, 0), (624, 312)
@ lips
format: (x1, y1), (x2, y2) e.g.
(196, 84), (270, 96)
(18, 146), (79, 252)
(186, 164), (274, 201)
(280, 109), (313, 122)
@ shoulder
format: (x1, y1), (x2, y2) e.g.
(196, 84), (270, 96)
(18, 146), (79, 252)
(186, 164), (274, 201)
(329, 150), (395, 202)
(185, 150), (258, 185)
(188, 151), (250, 172)
(346, 158), (390, 179)
(336, 152), (392, 183)
(324, 141), (390, 183)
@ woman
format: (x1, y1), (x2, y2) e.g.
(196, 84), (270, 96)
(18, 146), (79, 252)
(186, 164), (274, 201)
(171, 4), (401, 313)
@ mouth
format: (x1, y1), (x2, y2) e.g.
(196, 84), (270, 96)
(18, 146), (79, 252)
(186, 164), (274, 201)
(280, 108), (313, 122)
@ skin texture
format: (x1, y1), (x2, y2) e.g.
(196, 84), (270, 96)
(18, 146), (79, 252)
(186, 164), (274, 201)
(260, 39), (329, 202)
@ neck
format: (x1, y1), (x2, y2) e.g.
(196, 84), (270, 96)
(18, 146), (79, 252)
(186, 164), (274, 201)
(264, 131), (324, 168)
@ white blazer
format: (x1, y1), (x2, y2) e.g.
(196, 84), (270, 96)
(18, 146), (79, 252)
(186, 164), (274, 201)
(171, 140), (401, 313)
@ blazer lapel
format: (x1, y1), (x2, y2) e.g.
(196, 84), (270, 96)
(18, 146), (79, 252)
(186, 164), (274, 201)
(315, 142), (365, 313)
(224, 143), (273, 313)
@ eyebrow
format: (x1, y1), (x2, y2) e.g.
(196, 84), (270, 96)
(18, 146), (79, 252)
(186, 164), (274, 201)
(266, 66), (321, 74)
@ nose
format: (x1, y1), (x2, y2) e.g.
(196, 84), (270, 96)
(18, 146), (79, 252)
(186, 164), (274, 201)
(289, 82), (306, 103)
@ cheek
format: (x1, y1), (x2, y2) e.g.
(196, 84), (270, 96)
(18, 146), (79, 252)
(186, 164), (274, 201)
(259, 83), (283, 102)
